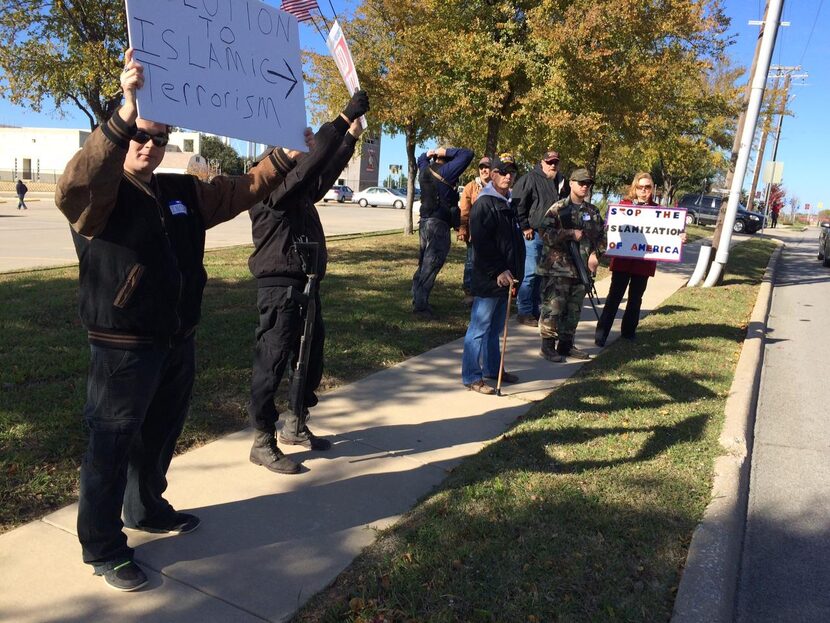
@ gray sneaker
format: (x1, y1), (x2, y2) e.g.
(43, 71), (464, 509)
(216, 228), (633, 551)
(95, 560), (148, 592)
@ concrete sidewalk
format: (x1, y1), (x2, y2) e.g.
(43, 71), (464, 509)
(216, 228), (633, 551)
(0, 248), (700, 622)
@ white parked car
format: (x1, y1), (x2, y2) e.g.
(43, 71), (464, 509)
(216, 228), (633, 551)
(352, 187), (418, 210)
(322, 184), (354, 203)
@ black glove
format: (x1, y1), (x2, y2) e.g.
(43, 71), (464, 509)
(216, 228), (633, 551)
(343, 90), (369, 121)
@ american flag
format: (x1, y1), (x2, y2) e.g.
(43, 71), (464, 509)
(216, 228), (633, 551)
(280, 0), (319, 23)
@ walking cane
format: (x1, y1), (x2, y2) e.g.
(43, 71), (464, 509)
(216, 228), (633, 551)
(496, 279), (519, 396)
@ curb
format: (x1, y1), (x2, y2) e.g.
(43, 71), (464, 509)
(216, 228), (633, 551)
(671, 240), (783, 623)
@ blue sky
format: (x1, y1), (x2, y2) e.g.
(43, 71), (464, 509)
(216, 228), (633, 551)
(1, 1), (826, 210)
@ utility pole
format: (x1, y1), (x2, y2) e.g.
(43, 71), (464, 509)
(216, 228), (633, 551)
(761, 72), (792, 229)
(747, 103), (774, 211)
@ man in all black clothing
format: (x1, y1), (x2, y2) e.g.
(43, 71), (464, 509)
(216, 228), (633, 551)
(511, 149), (567, 326)
(247, 91), (370, 475)
(412, 145), (475, 320)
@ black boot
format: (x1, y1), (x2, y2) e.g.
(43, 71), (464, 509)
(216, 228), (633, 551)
(540, 337), (564, 363)
(279, 411), (332, 451)
(250, 431), (300, 474)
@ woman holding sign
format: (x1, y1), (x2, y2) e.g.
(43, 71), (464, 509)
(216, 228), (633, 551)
(595, 172), (685, 346)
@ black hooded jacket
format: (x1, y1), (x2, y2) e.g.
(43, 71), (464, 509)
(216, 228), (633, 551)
(248, 116), (357, 286)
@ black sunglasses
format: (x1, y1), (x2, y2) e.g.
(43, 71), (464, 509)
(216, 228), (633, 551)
(133, 130), (169, 148)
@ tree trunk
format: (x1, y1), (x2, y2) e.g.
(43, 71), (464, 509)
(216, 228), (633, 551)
(404, 128), (417, 235)
(484, 82), (516, 157)
(587, 142), (602, 177)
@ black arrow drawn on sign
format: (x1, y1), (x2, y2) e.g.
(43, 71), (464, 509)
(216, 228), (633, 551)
(266, 60), (298, 99)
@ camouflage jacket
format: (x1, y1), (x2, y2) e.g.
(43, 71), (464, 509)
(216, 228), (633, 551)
(537, 197), (606, 278)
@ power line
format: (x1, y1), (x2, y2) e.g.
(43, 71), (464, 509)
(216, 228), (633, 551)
(798, 0), (825, 65)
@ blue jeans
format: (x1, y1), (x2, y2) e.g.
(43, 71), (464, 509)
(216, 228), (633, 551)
(77, 338), (195, 567)
(461, 296), (507, 385)
(412, 218), (451, 312)
(517, 233), (543, 317)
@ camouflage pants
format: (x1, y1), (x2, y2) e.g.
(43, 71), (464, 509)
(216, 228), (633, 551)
(538, 276), (585, 340)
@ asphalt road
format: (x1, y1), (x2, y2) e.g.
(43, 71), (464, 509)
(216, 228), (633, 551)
(735, 229), (830, 622)
(0, 193), (412, 273)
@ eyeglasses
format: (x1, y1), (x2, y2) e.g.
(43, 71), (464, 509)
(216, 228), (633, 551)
(574, 180), (592, 187)
(133, 130), (169, 148)
(636, 184), (653, 190)
(479, 164), (491, 170)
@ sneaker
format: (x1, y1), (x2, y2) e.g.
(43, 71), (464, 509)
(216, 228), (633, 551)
(127, 512), (201, 534)
(485, 371), (519, 384)
(95, 560), (148, 592)
(279, 426), (332, 451)
(250, 432), (301, 474)
(516, 314), (538, 327)
(465, 379), (495, 394)
(565, 346), (593, 360)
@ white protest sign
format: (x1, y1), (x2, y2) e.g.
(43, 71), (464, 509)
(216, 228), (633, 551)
(326, 20), (367, 129)
(125, 0), (307, 151)
(605, 204), (686, 262)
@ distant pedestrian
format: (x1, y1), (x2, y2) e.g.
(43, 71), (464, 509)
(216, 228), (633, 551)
(770, 203), (780, 228)
(594, 172), (686, 346)
(512, 149), (568, 327)
(461, 154), (525, 394)
(458, 156), (492, 306)
(16, 179), (28, 209)
(412, 145), (475, 320)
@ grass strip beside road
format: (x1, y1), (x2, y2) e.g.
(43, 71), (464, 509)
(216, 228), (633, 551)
(0, 233), (468, 532)
(292, 237), (777, 623)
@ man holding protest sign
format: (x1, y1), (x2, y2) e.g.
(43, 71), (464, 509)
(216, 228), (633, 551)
(248, 90), (370, 475)
(55, 48), (302, 592)
(537, 168), (605, 362)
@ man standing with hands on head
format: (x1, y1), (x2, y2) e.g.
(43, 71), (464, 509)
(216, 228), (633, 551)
(412, 145), (475, 320)
(247, 90), (370, 475)
(512, 149), (567, 327)
(537, 168), (605, 362)
(461, 154), (525, 394)
(55, 48), (301, 592)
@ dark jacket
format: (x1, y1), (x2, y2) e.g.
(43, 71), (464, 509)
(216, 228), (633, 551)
(417, 147), (474, 223)
(248, 116), (357, 286)
(16, 180), (27, 197)
(469, 183), (526, 298)
(55, 111), (295, 349)
(512, 164), (567, 231)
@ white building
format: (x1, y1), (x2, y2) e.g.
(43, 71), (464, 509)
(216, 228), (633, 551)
(0, 126), (90, 182)
(0, 126), (205, 182)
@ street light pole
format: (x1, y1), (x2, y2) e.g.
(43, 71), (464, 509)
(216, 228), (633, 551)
(701, 0), (785, 288)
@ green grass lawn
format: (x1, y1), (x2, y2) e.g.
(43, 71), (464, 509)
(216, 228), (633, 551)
(291, 238), (777, 623)
(0, 232), (469, 532)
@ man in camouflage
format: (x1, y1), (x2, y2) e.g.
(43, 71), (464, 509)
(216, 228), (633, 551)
(537, 168), (605, 362)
